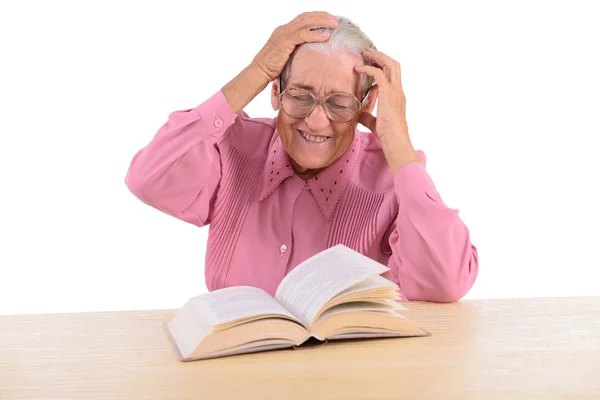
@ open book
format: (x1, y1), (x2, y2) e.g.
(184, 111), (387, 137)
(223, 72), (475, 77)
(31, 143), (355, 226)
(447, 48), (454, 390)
(165, 244), (429, 361)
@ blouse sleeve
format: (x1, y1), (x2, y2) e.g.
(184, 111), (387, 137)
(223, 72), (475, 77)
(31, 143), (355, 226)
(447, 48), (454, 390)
(384, 151), (479, 302)
(125, 91), (238, 227)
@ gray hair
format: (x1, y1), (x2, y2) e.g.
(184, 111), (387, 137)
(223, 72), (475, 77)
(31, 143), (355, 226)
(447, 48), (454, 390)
(279, 16), (376, 97)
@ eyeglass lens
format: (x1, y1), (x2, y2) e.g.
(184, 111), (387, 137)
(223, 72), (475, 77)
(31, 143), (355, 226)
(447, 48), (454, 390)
(281, 88), (360, 122)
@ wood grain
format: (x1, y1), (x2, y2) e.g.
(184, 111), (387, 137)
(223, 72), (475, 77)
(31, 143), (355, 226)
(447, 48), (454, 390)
(1, 297), (599, 399)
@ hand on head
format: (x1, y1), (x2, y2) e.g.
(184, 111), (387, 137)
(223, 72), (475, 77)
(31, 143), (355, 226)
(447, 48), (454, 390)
(355, 49), (407, 143)
(252, 11), (339, 83)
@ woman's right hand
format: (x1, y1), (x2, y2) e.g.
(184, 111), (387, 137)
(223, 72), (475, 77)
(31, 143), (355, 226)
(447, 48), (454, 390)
(222, 12), (338, 114)
(251, 11), (339, 82)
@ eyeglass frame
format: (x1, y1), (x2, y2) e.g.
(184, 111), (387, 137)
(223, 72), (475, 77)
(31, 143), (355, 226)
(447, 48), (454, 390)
(277, 76), (372, 123)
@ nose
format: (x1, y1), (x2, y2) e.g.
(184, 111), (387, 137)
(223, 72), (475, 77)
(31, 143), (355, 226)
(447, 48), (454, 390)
(304, 103), (330, 131)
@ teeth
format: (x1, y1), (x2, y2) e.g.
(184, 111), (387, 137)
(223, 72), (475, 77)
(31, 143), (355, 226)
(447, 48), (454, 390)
(300, 130), (328, 143)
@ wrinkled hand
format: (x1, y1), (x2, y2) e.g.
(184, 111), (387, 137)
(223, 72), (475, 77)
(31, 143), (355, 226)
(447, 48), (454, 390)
(354, 49), (408, 142)
(355, 49), (421, 172)
(252, 12), (339, 83)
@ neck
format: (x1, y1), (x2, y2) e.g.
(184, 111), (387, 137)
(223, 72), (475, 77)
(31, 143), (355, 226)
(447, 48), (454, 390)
(291, 160), (324, 181)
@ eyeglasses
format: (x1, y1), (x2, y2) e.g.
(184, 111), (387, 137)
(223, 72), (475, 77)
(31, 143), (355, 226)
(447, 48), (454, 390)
(278, 86), (370, 123)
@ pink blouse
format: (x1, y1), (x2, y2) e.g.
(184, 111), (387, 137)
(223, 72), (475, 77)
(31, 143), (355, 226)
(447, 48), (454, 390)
(125, 90), (479, 302)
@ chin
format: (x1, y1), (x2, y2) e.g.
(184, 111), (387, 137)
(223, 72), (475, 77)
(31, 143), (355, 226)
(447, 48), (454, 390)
(294, 155), (332, 171)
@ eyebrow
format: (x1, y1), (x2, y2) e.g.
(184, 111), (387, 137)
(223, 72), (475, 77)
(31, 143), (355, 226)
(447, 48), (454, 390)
(292, 83), (314, 91)
(290, 82), (351, 95)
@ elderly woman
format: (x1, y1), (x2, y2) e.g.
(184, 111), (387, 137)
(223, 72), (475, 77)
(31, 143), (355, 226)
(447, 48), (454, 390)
(125, 12), (478, 302)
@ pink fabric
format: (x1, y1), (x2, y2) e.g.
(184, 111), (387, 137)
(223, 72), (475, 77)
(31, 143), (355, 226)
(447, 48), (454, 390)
(125, 90), (479, 302)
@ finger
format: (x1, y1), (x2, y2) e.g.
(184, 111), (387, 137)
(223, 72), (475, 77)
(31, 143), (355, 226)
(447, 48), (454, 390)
(362, 49), (401, 84)
(293, 12), (338, 31)
(354, 64), (388, 87)
(297, 29), (331, 44)
(288, 13), (337, 46)
(359, 112), (378, 137)
(362, 49), (398, 70)
(362, 51), (400, 85)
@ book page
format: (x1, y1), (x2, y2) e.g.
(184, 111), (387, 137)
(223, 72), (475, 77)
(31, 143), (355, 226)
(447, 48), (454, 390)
(274, 245), (389, 327)
(189, 286), (301, 328)
(315, 301), (402, 323)
(335, 275), (397, 299)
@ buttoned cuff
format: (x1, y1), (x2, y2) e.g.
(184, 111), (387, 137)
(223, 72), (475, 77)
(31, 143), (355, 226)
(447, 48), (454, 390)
(193, 90), (239, 140)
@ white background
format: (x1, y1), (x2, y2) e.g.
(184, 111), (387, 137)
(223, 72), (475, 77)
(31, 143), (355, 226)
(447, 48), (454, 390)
(1, 0), (599, 316)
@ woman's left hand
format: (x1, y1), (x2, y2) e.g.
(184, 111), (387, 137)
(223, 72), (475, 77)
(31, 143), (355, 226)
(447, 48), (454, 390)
(354, 49), (421, 172)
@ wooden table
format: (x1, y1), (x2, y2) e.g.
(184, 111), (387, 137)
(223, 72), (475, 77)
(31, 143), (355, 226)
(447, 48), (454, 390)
(1, 297), (599, 399)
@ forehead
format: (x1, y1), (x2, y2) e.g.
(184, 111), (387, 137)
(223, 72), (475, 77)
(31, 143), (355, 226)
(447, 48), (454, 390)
(287, 47), (363, 94)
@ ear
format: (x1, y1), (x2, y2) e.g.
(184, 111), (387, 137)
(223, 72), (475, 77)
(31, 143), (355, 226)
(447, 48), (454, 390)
(364, 84), (378, 114)
(271, 80), (280, 111)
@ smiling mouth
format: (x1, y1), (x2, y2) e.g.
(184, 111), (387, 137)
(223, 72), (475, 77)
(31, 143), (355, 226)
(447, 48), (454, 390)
(298, 130), (331, 143)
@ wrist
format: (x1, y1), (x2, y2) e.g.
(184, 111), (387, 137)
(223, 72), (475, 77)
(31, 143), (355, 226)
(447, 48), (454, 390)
(247, 61), (274, 85)
(380, 133), (421, 174)
(222, 64), (271, 114)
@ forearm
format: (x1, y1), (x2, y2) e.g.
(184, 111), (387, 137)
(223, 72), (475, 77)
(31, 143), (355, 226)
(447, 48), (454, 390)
(126, 91), (234, 190)
(125, 91), (235, 226)
(390, 162), (478, 302)
(221, 63), (271, 114)
(379, 123), (422, 174)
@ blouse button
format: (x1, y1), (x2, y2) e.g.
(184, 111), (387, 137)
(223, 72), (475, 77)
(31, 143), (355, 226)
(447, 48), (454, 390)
(280, 244), (288, 254)
(213, 118), (223, 128)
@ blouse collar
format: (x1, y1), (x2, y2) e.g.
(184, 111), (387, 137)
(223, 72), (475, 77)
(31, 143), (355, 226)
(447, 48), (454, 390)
(259, 132), (361, 221)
